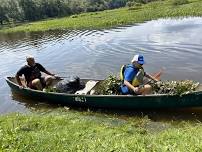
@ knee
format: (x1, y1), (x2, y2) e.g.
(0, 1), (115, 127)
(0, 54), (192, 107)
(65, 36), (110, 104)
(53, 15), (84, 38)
(144, 84), (152, 91)
(32, 79), (41, 86)
(45, 76), (54, 81)
(45, 76), (54, 85)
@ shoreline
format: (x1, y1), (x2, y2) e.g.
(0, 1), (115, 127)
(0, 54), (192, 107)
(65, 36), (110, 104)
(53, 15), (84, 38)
(1, 0), (202, 34)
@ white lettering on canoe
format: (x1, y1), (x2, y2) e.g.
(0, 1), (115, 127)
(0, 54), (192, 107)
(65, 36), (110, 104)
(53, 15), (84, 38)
(74, 96), (86, 103)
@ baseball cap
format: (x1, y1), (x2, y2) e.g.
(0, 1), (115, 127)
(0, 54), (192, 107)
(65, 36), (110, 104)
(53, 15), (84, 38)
(26, 55), (34, 60)
(131, 54), (145, 64)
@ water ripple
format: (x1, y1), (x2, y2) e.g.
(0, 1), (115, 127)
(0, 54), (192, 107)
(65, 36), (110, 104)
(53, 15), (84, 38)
(1, 17), (202, 113)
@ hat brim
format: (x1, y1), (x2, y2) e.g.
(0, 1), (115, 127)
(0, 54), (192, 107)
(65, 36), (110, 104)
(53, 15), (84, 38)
(138, 61), (144, 64)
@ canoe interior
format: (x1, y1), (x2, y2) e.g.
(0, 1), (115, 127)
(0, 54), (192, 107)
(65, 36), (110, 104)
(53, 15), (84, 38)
(7, 77), (102, 93)
(10, 77), (64, 87)
(8, 77), (98, 84)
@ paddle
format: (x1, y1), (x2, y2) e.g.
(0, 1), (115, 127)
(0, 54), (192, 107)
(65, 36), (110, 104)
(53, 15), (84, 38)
(144, 68), (164, 85)
(53, 75), (74, 80)
(151, 68), (163, 81)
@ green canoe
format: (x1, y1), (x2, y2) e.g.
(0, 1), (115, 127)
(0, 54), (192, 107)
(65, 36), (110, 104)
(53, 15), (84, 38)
(5, 77), (202, 109)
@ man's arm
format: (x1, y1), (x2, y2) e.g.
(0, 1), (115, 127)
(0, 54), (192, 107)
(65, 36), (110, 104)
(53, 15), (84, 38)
(15, 74), (26, 88)
(124, 80), (139, 93)
(37, 63), (55, 76)
(123, 67), (140, 93)
(15, 66), (27, 88)
(15, 74), (22, 86)
(44, 70), (55, 76)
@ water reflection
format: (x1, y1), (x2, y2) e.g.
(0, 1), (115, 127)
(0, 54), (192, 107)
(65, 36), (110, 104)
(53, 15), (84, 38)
(11, 92), (60, 110)
(1, 17), (202, 116)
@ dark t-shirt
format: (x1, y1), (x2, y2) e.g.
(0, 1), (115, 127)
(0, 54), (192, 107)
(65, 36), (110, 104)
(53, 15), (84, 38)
(16, 63), (46, 85)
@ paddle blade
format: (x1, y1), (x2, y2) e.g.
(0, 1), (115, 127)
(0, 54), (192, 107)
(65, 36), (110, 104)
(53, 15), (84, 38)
(151, 68), (164, 81)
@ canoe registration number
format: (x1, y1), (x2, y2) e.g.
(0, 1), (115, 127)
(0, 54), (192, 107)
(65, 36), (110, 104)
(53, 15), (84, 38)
(74, 96), (86, 103)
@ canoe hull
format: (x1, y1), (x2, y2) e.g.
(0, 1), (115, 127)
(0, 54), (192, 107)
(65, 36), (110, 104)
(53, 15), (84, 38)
(6, 77), (202, 109)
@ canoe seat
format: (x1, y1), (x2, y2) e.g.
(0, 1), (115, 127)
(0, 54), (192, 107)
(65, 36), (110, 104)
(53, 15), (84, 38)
(75, 80), (98, 95)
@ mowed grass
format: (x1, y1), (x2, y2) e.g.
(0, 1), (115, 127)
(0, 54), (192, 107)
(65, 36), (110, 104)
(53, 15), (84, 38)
(0, 109), (202, 151)
(1, 0), (202, 151)
(1, 0), (202, 33)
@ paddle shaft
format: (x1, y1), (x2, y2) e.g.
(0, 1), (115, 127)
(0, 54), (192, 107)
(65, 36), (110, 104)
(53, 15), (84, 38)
(144, 69), (163, 84)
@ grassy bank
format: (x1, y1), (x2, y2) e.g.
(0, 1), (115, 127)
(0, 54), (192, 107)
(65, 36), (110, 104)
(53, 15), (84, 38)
(1, 0), (202, 33)
(0, 108), (202, 151)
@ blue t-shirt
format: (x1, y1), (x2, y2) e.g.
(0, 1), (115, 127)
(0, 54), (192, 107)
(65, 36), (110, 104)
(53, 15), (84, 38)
(120, 64), (138, 94)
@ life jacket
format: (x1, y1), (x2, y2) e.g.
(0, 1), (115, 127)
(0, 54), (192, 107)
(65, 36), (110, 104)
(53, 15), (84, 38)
(120, 64), (144, 87)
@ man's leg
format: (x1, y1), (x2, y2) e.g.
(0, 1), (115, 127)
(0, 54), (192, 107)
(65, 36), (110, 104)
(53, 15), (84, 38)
(138, 84), (152, 95)
(143, 84), (152, 95)
(44, 76), (55, 87)
(31, 79), (43, 90)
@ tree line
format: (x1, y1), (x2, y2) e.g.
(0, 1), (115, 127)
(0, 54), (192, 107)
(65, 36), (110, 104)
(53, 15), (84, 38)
(0, 0), (157, 25)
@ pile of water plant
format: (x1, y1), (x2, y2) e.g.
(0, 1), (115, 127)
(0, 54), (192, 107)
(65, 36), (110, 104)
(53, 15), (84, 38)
(43, 76), (200, 96)
(93, 77), (200, 95)
(151, 80), (200, 95)
(93, 75), (122, 95)
(43, 86), (57, 93)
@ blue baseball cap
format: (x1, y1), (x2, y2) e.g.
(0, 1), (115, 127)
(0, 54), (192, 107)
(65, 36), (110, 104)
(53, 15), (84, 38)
(131, 54), (145, 64)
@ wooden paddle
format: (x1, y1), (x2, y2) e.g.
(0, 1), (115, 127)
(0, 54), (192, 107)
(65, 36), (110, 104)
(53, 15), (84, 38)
(151, 68), (163, 81)
(144, 68), (164, 85)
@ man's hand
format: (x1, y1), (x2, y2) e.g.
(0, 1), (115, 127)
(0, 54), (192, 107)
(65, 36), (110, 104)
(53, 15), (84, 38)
(19, 84), (26, 89)
(133, 87), (139, 93)
(53, 75), (61, 80)
(153, 78), (159, 82)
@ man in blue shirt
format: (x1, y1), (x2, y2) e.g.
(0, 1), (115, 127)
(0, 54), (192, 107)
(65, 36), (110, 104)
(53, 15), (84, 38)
(120, 54), (159, 95)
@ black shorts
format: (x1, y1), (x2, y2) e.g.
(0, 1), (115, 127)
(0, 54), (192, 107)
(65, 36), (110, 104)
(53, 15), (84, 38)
(28, 77), (46, 89)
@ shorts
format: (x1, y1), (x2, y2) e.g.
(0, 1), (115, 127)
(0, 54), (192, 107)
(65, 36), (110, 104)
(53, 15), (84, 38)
(120, 85), (144, 95)
(28, 77), (46, 89)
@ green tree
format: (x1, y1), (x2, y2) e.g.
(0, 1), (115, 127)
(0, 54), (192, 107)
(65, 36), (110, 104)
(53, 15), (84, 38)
(0, 1), (9, 24)
(19, 0), (41, 21)
(6, 0), (24, 22)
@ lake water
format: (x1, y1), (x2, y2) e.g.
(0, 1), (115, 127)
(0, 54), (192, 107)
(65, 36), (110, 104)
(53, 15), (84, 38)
(1, 17), (202, 120)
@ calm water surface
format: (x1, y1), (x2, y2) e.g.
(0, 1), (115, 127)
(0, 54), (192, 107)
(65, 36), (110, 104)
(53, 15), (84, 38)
(1, 17), (202, 120)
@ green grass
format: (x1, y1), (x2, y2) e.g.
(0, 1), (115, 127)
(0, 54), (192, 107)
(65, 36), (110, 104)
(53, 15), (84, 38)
(1, 0), (202, 33)
(0, 108), (202, 151)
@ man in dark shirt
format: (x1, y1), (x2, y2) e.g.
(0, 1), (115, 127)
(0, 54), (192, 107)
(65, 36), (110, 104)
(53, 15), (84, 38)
(16, 56), (56, 90)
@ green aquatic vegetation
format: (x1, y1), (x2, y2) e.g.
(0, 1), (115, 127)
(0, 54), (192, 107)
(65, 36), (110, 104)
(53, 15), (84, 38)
(93, 75), (121, 95)
(48, 79), (199, 96)
(151, 80), (200, 95)
(44, 78), (199, 96)
(43, 86), (57, 93)
(127, 1), (142, 8)
(1, 0), (202, 33)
